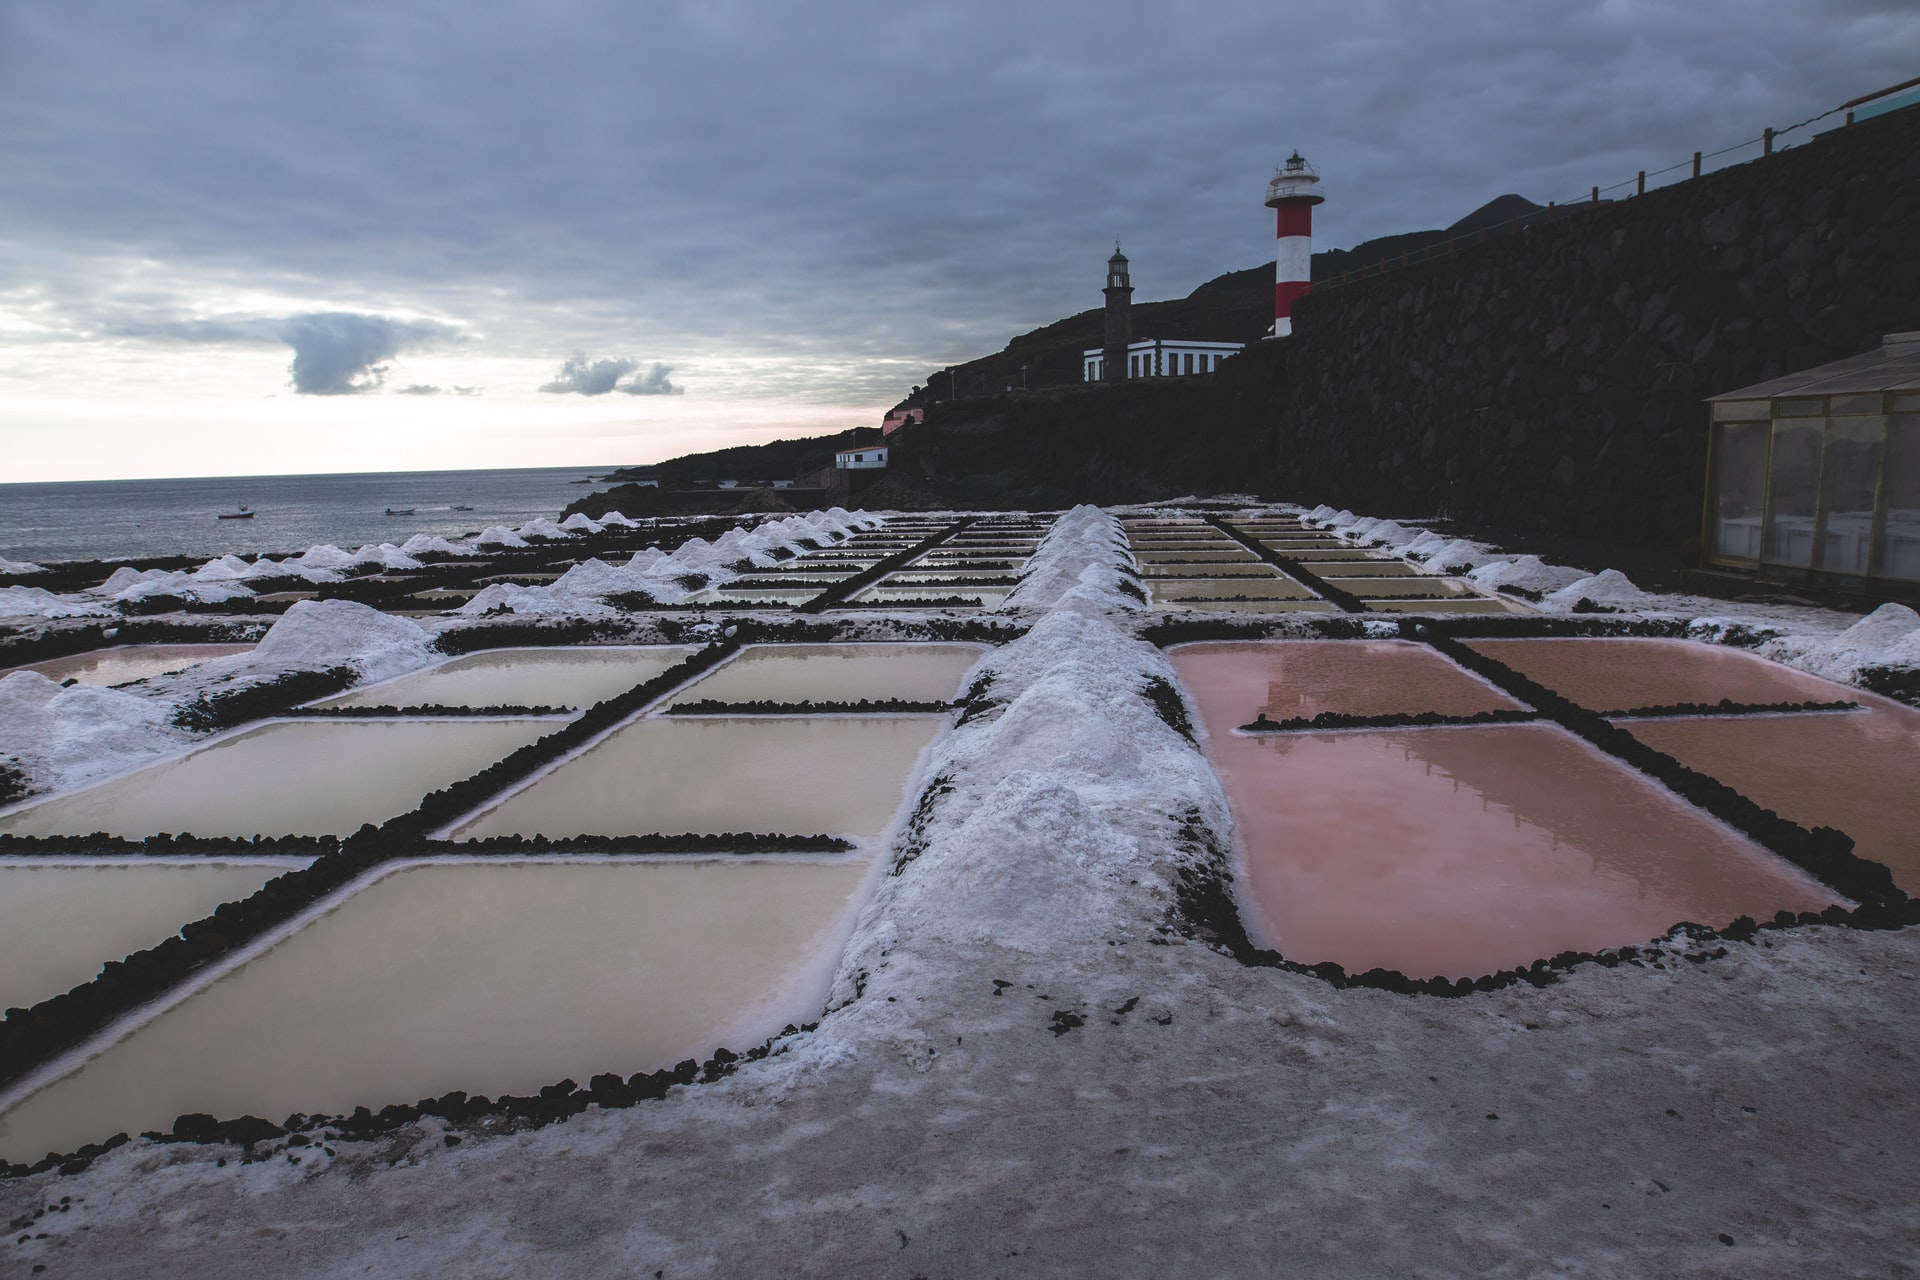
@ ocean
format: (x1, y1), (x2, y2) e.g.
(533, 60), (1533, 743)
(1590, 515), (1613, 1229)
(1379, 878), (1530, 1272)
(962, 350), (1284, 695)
(0, 466), (619, 564)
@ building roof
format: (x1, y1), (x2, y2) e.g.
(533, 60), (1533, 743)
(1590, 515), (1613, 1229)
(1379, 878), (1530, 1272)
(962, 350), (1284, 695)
(1708, 332), (1920, 400)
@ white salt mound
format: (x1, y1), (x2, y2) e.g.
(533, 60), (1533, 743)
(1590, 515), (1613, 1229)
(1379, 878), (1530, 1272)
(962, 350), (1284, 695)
(0, 557), (45, 576)
(1468, 556), (1591, 596)
(197, 599), (436, 687)
(475, 525), (529, 549)
(399, 534), (472, 557)
(0, 669), (192, 795)
(1411, 538), (1497, 571)
(0, 586), (110, 619)
(287, 544), (358, 571)
(517, 518), (574, 541)
(1541, 568), (1650, 612)
(1796, 603), (1920, 682)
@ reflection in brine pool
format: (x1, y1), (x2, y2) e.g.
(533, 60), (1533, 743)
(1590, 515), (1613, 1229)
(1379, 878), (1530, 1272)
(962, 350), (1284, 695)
(13, 644), (254, 687)
(1206, 724), (1838, 977)
(1626, 708), (1920, 893)
(0, 862), (300, 1010)
(1173, 640), (1523, 723)
(0, 719), (553, 838)
(664, 644), (982, 706)
(1466, 637), (1849, 711)
(0, 859), (871, 1161)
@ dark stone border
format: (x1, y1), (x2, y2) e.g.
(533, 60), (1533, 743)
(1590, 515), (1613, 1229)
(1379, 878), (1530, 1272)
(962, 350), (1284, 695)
(1239, 708), (1540, 733)
(664, 698), (956, 716)
(286, 704), (574, 718)
(435, 833), (855, 855)
(0, 834), (338, 859)
(1598, 698), (1861, 720)
(169, 668), (359, 732)
(828, 596), (990, 610)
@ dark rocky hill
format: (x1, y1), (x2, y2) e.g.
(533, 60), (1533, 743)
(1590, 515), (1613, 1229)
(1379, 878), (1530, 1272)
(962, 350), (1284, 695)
(913, 195), (1542, 402)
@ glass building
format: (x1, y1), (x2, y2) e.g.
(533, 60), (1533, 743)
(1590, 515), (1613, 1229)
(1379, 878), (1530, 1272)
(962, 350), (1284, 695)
(1704, 332), (1920, 590)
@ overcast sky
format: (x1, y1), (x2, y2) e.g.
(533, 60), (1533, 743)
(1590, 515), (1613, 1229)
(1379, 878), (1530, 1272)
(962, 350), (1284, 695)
(2, 0), (1915, 481)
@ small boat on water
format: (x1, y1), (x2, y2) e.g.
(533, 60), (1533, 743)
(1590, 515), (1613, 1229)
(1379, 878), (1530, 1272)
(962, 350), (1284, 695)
(452, 504), (474, 511)
(217, 504), (255, 520)
(385, 507), (417, 516)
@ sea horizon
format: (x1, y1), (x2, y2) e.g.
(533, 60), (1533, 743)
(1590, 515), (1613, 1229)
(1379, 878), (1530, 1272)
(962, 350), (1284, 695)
(0, 464), (627, 565)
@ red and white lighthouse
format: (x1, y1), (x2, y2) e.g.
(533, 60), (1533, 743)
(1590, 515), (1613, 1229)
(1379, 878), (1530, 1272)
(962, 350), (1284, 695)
(1264, 151), (1323, 338)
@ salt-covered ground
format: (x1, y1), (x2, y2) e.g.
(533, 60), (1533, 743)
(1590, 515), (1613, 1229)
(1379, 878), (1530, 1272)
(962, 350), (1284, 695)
(4, 504), (1919, 1276)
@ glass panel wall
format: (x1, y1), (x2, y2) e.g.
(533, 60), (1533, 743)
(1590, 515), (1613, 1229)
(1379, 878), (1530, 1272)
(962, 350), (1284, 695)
(1816, 416), (1886, 575)
(1705, 392), (1918, 587)
(1763, 419), (1824, 567)
(1879, 416), (1920, 582)
(1712, 422), (1769, 560)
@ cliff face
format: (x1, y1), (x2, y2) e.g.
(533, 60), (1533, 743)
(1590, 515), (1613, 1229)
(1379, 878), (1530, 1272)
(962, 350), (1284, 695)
(1272, 106), (1920, 553)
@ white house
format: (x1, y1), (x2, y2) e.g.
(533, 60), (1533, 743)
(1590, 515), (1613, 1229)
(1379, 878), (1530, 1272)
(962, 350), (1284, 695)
(835, 445), (889, 470)
(1083, 338), (1243, 382)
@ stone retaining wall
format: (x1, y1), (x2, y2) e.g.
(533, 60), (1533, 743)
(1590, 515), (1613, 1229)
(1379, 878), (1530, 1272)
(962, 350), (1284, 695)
(1277, 106), (1920, 555)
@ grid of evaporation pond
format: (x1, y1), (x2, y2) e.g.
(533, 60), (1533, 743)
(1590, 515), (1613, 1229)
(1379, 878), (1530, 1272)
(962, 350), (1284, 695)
(0, 640), (982, 1161)
(1223, 515), (1513, 615)
(446, 642), (982, 839)
(1123, 516), (1333, 614)
(842, 516), (1053, 609)
(683, 514), (952, 607)
(1170, 637), (1852, 980)
(0, 645), (705, 1018)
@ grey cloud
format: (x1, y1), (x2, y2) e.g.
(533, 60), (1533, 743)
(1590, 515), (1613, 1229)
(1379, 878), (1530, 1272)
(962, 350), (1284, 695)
(280, 312), (458, 395)
(620, 363), (683, 396)
(540, 353), (639, 396)
(3, 1), (1917, 407)
(538, 354), (681, 396)
(397, 384), (484, 396)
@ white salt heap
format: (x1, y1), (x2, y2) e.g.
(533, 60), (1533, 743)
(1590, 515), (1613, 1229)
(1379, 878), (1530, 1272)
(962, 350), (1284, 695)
(0, 557), (45, 576)
(194, 599), (435, 688)
(1000, 504), (1140, 612)
(0, 587), (111, 619)
(474, 525), (529, 549)
(1467, 555), (1591, 597)
(0, 670), (191, 794)
(398, 534), (472, 557)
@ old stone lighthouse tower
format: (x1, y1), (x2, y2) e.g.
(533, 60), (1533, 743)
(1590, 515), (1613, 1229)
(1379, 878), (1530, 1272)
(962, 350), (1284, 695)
(1101, 245), (1133, 381)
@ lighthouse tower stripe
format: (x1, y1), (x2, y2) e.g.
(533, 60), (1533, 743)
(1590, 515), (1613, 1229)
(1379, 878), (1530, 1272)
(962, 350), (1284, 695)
(1274, 203), (1313, 238)
(1275, 234), (1311, 282)
(1275, 278), (1311, 312)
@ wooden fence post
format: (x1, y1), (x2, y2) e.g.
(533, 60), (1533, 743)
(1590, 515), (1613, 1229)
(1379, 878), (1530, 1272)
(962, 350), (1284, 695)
(1692, 151), (1701, 178)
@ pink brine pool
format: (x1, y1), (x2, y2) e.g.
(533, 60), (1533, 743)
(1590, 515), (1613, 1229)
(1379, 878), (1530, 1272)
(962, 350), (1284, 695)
(1170, 642), (1841, 978)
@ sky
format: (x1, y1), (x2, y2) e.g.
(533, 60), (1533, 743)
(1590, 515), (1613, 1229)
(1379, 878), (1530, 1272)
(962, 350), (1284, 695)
(2, 1), (1916, 482)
